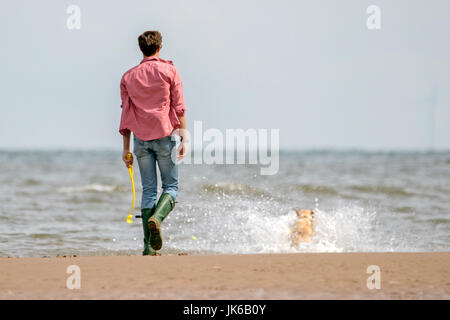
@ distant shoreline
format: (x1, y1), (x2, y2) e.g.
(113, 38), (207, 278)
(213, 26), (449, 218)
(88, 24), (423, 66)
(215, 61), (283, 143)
(1, 148), (450, 153)
(1, 252), (448, 299)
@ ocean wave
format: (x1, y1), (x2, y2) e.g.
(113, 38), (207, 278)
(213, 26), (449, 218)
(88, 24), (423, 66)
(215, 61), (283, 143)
(428, 218), (450, 225)
(201, 183), (270, 197)
(22, 178), (42, 186)
(29, 233), (62, 239)
(296, 184), (339, 195)
(394, 206), (414, 213)
(348, 185), (414, 197)
(67, 196), (105, 204)
(57, 184), (128, 193)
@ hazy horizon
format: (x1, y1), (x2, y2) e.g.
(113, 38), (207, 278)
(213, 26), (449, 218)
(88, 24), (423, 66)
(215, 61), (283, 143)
(2, 146), (449, 153)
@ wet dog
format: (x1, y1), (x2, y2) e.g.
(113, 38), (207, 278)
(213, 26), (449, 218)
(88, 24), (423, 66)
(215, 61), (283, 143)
(291, 208), (315, 246)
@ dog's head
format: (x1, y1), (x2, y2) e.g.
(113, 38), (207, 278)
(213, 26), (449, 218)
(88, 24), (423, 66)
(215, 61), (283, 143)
(295, 208), (315, 221)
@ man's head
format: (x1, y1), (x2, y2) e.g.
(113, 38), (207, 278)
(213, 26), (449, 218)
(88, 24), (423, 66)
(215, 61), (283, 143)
(138, 31), (162, 57)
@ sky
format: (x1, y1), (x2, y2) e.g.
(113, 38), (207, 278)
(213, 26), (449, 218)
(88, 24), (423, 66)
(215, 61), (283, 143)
(0, 0), (449, 151)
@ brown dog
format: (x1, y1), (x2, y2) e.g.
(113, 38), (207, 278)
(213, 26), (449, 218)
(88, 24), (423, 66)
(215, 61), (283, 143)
(291, 208), (315, 246)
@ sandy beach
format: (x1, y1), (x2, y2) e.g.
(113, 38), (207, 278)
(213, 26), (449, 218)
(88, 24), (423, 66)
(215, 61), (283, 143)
(0, 252), (448, 299)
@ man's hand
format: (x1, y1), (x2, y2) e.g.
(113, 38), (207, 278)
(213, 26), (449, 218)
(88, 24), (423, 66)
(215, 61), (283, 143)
(177, 140), (188, 159)
(122, 130), (133, 167)
(175, 123), (188, 160)
(123, 150), (133, 168)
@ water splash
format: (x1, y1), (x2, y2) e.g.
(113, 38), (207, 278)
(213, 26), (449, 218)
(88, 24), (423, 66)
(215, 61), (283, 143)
(166, 204), (402, 254)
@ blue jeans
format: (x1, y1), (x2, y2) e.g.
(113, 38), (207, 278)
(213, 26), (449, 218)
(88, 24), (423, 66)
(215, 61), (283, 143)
(133, 133), (179, 209)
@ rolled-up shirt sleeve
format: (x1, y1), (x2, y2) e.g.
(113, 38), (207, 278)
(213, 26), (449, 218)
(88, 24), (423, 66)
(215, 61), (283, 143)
(170, 67), (186, 116)
(120, 77), (128, 109)
(119, 77), (130, 136)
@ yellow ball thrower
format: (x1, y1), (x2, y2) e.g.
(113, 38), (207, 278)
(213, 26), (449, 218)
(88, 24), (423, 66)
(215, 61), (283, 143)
(125, 153), (135, 224)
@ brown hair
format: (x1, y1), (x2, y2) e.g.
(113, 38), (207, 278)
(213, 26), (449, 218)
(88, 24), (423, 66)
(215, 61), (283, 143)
(138, 31), (162, 57)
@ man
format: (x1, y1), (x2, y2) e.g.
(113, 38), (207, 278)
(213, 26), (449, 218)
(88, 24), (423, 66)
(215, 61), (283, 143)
(119, 30), (188, 256)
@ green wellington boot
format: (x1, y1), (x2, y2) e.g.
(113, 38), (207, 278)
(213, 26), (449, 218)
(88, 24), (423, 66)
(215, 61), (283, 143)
(148, 193), (175, 250)
(141, 207), (157, 256)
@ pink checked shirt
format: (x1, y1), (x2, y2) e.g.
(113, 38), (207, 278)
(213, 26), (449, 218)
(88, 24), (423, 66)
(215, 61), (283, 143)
(119, 56), (186, 141)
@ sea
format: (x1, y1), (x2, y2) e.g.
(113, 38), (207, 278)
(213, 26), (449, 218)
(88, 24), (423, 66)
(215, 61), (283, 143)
(0, 150), (449, 257)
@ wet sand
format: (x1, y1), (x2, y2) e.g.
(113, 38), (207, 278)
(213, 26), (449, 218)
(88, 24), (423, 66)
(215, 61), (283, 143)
(0, 252), (449, 299)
